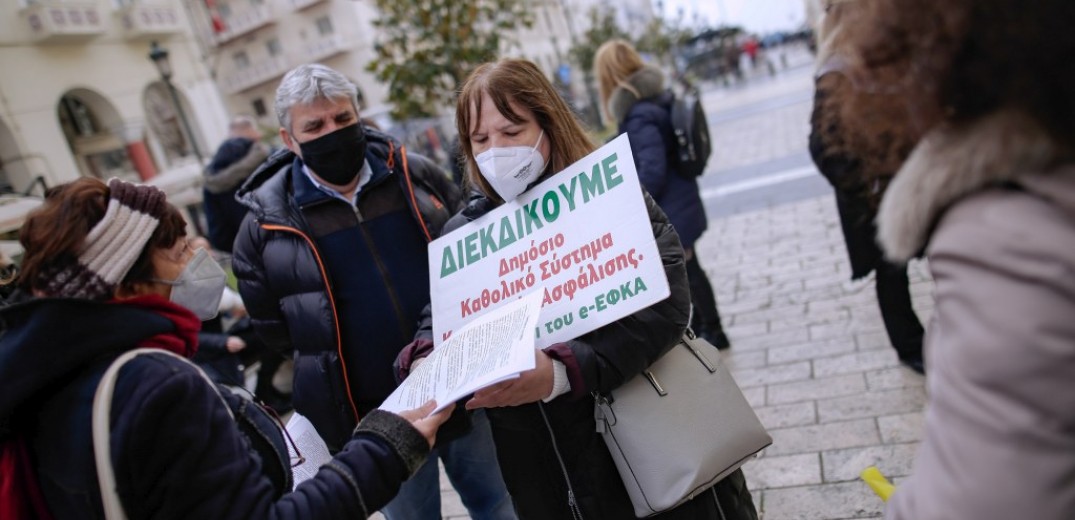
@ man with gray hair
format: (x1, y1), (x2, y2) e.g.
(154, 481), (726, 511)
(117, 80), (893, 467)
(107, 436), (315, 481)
(232, 64), (516, 520)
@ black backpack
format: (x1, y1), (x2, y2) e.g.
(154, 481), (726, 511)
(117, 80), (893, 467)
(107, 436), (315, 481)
(669, 90), (712, 178)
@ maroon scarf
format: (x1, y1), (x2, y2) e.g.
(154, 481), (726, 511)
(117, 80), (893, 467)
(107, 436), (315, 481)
(110, 294), (201, 358)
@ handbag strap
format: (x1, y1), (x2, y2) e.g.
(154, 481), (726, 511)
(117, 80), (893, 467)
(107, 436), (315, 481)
(92, 348), (233, 520)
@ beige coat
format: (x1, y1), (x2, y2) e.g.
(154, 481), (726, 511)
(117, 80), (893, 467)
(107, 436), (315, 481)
(878, 110), (1075, 519)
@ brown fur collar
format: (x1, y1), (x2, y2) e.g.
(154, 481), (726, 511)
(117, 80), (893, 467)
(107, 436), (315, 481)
(877, 109), (1063, 261)
(608, 65), (665, 124)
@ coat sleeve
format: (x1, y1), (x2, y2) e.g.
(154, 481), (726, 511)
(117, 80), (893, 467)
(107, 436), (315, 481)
(622, 107), (672, 200)
(232, 213), (291, 353)
(113, 357), (428, 520)
(548, 189), (691, 396)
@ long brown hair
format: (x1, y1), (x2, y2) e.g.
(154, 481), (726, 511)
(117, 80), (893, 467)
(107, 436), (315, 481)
(456, 59), (596, 203)
(18, 177), (187, 296)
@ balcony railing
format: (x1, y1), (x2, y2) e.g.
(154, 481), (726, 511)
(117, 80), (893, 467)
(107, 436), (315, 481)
(22, 1), (107, 43)
(213, 5), (274, 45)
(222, 55), (291, 94)
(303, 34), (356, 62)
(288, 0), (328, 11)
(119, 4), (184, 40)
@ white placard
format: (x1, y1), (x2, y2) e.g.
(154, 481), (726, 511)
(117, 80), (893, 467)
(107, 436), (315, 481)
(429, 134), (670, 347)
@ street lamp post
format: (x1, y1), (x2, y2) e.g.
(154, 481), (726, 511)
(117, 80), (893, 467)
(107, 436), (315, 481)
(148, 41), (204, 164)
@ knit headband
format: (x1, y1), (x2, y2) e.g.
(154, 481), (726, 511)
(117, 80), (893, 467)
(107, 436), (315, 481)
(38, 178), (168, 300)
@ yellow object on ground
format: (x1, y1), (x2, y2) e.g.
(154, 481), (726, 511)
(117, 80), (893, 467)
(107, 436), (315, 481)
(861, 466), (895, 502)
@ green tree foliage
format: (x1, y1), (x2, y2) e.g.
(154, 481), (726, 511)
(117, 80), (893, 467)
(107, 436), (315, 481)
(634, 16), (693, 68)
(568, 7), (628, 75)
(367, 0), (534, 120)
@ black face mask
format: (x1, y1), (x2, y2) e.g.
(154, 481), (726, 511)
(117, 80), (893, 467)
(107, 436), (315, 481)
(297, 123), (367, 185)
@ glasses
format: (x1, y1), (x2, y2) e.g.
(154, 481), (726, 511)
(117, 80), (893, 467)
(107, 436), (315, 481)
(259, 401), (305, 468)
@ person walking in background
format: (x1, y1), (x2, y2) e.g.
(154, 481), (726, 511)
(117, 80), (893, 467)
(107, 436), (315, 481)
(397, 58), (757, 520)
(807, 3), (925, 373)
(203, 115), (271, 253)
(594, 39), (730, 349)
(836, 0), (1075, 518)
(0, 177), (452, 519)
(231, 64), (516, 520)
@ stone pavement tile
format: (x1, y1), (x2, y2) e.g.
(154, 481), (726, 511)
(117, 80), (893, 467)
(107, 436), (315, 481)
(742, 386), (768, 408)
(754, 401), (817, 430)
(742, 453), (822, 489)
(767, 373), (867, 405)
(816, 387), (928, 423)
(732, 361), (812, 388)
(767, 338), (856, 365)
(766, 418), (880, 456)
(762, 481), (884, 520)
(770, 308), (850, 332)
(735, 328), (812, 351)
(808, 320), (857, 342)
(821, 443), (920, 483)
(865, 367), (925, 391)
(722, 349), (769, 371)
(878, 411), (926, 444)
(855, 331), (891, 352)
(730, 302), (807, 325)
(725, 320), (770, 338)
(813, 350), (901, 378)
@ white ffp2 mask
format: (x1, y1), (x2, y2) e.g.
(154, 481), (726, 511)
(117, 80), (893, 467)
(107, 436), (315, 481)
(152, 248), (228, 321)
(475, 130), (546, 201)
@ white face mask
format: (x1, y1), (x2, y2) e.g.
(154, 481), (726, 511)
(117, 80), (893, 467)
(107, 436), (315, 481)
(475, 130), (546, 201)
(153, 248), (228, 321)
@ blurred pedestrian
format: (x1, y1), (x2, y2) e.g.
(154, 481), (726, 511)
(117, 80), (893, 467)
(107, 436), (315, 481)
(397, 57), (757, 520)
(0, 177), (452, 519)
(594, 39), (730, 349)
(808, 2), (925, 373)
(203, 115), (271, 253)
(838, 0), (1075, 518)
(232, 64), (515, 520)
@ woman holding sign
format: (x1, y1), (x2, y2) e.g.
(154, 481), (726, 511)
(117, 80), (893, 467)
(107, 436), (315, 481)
(396, 59), (757, 519)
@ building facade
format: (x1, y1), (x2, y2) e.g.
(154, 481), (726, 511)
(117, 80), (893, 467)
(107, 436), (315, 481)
(0, 0), (230, 195)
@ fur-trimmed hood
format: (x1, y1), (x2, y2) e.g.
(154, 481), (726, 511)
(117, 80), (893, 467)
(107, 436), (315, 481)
(878, 109), (1075, 261)
(608, 65), (665, 123)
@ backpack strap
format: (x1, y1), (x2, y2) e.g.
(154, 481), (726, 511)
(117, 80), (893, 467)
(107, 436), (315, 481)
(92, 348), (233, 520)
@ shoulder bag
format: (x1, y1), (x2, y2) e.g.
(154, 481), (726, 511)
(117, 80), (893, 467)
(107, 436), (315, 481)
(594, 331), (772, 517)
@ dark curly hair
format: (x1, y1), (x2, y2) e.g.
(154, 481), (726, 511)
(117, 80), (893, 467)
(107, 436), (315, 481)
(841, 0), (1075, 148)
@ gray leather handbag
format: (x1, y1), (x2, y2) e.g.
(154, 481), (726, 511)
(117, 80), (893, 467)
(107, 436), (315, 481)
(594, 332), (772, 517)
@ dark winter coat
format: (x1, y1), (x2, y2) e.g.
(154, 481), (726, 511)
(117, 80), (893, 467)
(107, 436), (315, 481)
(0, 297), (429, 519)
(232, 128), (463, 451)
(415, 185), (754, 519)
(608, 65), (709, 249)
(203, 137), (271, 253)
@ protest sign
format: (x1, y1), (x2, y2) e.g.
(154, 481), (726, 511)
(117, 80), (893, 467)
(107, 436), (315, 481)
(429, 134), (670, 347)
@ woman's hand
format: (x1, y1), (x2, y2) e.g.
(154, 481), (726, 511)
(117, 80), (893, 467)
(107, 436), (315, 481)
(398, 400), (455, 448)
(466, 350), (554, 410)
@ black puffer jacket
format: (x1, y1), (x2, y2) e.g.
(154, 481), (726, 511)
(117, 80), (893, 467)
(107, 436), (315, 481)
(232, 129), (462, 451)
(0, 297), (429, 519)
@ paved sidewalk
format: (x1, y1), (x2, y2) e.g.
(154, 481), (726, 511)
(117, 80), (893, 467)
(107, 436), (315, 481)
(699, 195), (932, 519)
